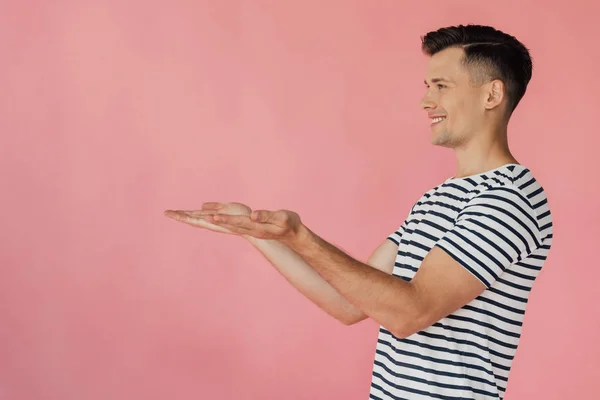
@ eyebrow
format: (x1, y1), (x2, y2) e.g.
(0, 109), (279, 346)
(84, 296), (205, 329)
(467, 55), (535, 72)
(424, 77), (453, 85)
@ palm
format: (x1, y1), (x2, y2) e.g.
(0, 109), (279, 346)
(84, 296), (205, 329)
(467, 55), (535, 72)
(164, 202), (252, 235)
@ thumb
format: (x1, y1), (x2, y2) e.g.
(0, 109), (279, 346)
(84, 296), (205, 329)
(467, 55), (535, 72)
(251, 210), (271, 222)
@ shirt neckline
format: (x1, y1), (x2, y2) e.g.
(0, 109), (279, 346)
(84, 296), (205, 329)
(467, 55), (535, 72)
(445, 163), (522, 182)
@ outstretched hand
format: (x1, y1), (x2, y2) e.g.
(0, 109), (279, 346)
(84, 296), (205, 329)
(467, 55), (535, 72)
(164, 203), (305, 244)
(164, 202), (252, 235)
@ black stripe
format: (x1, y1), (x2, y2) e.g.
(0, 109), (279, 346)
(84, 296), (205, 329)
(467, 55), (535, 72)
(377, 335), (496, 377)
(372, 371), (479, 400)
(516, 261), (542, 270)
(416, 200), (462, 213)
(454, 223), (512, 263)
(441, 182), (471, 193)
(489, 287), (528, 303)
(447, 228), (506, 271)
(461, 196), (540, 249)
(370, 382), (410, 400)
(505, 268), (536, 281)
(492, 170), (513, 181)
(432, 191), (470, 203)
(476, 296), (525, 315)
(490, 176), (505, 186)
(469, 201), (539, 241)
(387, 237), (399, 245)
(537, 209), (550, 220)
(417, 331), (515, 361)
(496, 277), (531, 292)
(518, 178), (535, 190)
(481, 188), (541, 231)
(533, 198), (547, 209)
(394, 262), (418, 272)
(398, 251), (424, 261)
(408, 228), (441, 242)
(460, 211), (537, 253)
(427, 210), (457, 225)
(527, 186), (543, 199)
(420, 219), (452, 235)
(514, 168), (530, 180)
(432, 322), (518, 349)
(491, 361), (511, 372)
(375, 349), (498, 387)
(458, 216), (521, 257)
(435, 242), (492, 287)
(373, 360), (500, 398)
(445, 314), (521, 338)
(462, 304), (522, 326)
(408, 239), (434, 253)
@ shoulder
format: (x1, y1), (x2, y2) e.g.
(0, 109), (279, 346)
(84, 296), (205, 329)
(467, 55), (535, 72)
(462, 165), (553, 241)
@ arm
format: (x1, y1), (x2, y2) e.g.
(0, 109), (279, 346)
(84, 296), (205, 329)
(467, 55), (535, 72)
(204, 209), (473, 338)
(244, 235), (398, 325)
(285, 225), (488, 338)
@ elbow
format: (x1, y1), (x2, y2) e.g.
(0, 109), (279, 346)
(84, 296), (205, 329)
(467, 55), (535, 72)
(389, 313), (428, 339)
(389, 325), (415, 339)
(340, 313), (367, 326)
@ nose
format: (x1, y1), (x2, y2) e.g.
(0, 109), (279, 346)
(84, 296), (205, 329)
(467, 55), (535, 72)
(420, 91), (436, 110)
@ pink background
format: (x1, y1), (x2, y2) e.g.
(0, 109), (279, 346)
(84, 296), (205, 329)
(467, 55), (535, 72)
(1, 1), (598, 399)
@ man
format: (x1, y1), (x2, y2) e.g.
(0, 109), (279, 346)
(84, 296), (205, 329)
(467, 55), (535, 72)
(165, 24), (553, 400)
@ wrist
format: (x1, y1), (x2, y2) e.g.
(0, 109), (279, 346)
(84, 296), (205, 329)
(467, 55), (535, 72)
(243, 234), (259, 245)
(284, 223), (313, 253)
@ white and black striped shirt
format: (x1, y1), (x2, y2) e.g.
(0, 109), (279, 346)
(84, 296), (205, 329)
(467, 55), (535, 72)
(369, 164), (553, 400)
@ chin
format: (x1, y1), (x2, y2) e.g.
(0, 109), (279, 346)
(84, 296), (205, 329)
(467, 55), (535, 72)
(431, 131), (452, 147)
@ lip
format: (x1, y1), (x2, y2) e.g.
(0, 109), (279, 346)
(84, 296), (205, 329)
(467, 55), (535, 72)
(430, 115), (446, 125)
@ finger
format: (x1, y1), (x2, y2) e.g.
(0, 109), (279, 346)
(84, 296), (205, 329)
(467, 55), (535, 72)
(183, 210), (216, 217)
(216, 216), (284, 237)
(214, 223), (254, 236)
(165, 210), (205, 224)
(201, 202), (223, 211)
(165, 211), (233, 233)
(251, 210), (273, 223)
(165, 210), (201, 224)
(211, 214), (252, 226)
(164, 210), (187, 221)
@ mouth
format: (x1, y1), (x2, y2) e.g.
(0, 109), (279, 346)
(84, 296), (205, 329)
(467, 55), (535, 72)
(430, 116), (446, 126)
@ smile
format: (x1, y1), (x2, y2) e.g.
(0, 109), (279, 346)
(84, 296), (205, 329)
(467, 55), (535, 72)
(431, 117), (446, 125)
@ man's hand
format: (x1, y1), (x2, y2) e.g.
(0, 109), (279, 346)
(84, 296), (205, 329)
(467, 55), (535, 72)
(164, 202), (252, 235)
(210, 209), (304, 245)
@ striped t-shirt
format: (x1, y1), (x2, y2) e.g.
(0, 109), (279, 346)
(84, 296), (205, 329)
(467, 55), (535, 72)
(369, 164), (553, 400)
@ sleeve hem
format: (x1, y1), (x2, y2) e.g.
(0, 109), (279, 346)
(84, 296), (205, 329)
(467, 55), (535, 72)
(435, 243), (492, 289)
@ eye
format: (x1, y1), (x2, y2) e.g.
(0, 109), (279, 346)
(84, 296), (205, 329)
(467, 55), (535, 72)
(437, 84), (446, 89)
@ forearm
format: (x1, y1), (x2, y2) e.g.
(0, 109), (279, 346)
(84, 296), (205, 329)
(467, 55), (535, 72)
(285, 225), (422, 338)
(244, 235), (367, 325)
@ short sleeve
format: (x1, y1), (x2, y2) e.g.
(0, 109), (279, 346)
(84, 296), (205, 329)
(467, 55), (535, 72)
(387, 203), (417, 246)
(387, 220), (408, 246)
(434, 187), (542, 288)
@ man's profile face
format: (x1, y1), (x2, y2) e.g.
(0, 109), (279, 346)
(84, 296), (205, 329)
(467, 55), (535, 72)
(421, 47), (487, 148)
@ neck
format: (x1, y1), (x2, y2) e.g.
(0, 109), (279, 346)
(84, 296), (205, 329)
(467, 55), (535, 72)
(452, 127), (518, 179)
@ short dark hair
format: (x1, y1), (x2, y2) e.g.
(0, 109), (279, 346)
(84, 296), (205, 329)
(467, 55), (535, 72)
(421, 24), (533, 115)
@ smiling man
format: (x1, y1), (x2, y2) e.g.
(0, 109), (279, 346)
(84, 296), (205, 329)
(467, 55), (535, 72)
(165, 24), (553, 400)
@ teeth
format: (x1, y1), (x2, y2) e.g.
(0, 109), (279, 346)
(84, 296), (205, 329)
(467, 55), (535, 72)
(432, 117), (445, 124)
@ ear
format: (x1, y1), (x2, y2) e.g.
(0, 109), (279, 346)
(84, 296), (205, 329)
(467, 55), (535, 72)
(484, 79), (504, 110)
